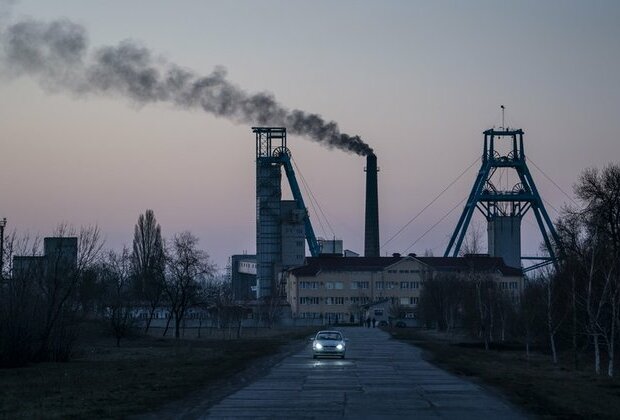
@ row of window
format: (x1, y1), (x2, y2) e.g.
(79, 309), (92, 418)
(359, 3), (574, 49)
(401, 297), (419, 305)
(301, 281), (420, 290)
(386, 269), (421, 274)
(240, 262), (256, 269)
(500, 282), (519, 290)
(300, 296), (420, 306)
(299, 312), (322, 319)
(350, 296), (370, 304)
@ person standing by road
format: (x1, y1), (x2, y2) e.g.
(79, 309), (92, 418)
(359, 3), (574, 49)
(372, 318), (376, 328)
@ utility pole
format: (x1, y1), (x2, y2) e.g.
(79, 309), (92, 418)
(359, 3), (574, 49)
(0, 218), (6, 278)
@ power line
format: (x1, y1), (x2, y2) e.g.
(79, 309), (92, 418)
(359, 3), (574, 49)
(403, 196), (468, 253)
(528, 157), (578, 206)
(381, 156), (479, 250)
(292, 157), (336, 238)
(292, 158), (328, 237)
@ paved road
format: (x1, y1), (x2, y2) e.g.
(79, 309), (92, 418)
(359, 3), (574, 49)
(202, 327), (526, 419)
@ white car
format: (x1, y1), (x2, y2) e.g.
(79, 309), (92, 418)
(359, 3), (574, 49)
(310, 330), (347, 359)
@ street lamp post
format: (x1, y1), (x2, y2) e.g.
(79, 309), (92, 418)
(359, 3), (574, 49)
(0, 218), (6, 278)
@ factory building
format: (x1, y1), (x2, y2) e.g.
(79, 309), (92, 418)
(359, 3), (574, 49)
(230, 254), (257, 301)
(231, 237), (344, 302)
(285, 254), (523, 323)
(13, 237), (78, 279)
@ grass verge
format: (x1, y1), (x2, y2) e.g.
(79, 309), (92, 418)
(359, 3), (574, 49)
(0, 325), (314, 419)
(388, 328), (620, 419)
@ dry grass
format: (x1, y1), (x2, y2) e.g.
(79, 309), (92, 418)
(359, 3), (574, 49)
(0, 323), (314, 419)
(388, 328), (620, 419)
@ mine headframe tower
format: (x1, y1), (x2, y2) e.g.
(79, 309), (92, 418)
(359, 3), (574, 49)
(254, 127), (320, 298)
(444, 128), (559, 271)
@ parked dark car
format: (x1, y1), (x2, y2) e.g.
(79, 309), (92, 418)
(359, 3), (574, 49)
(395, 321), (407, 328)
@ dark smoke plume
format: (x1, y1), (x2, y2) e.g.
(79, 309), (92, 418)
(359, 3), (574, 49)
(0, 17), (372, 155)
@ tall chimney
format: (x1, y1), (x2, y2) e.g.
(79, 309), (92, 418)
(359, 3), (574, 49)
(364, 153), (380, 257)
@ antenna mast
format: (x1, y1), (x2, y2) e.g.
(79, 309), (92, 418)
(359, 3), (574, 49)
(501, 105), (505, 129)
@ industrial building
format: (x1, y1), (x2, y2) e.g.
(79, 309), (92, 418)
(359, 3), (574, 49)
(230, 254), (257, 301)
(231, 239), (350, 301)
(252, 126), (382, 299)
(285, 254), (523, 323)
(254, 127), (321, 299)
(243, 124), (557, 325)
(12, 237), (78, 279)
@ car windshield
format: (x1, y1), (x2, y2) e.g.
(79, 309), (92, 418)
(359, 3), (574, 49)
(316, 332), (342, 341)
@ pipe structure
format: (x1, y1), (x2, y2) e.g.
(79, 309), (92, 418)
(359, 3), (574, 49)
(364, 153), (380, 257)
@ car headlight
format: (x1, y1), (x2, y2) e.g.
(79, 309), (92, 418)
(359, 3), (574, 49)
(314, 342), (323, 350)
(336, 343), (344, 350)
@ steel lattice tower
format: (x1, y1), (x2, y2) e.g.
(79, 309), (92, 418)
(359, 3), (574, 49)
(253, 127), (320, 298)
(444, 128), (559, 271)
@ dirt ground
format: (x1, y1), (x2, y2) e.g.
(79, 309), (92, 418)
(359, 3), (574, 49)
(0, 322), (315, 419)
(388, 327), (620, 419)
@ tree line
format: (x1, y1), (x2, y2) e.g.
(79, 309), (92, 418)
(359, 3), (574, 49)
(418, 163), (620, 377)
(0, 210), (243, 368)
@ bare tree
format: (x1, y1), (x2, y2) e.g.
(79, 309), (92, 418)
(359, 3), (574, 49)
(34, 224), (103, 361)
(460, 221), (485, 256)
(419, 273), (464, 332)
(101, 247), (134, 347)
(164, 231), (214, 339)
(131, 210), (165, 333)
(256, 274), (287, 328)
(575, 165), (620, 377)
(555, 164), (620, 376)
(388, 300), (407, 323)
(0, 231), (42, 367)
(540, 268), (567, 365)
(518, 280), (545, 359)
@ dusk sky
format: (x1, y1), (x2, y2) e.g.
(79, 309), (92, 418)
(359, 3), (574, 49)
(1, 0), (619, 269)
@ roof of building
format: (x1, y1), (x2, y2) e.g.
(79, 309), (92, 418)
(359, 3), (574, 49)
(416, 256), (522, 276)
(288, 255), (522, 277)
(289, 256), (402, 276)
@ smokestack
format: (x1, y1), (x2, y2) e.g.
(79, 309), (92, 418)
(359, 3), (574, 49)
(364, 153), (380, 257)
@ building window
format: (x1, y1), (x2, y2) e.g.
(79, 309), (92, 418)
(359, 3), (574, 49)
(376, 281), (385, 290)
(400, 297), (409, 305)
(352, 281), (369, 289)
(326, 297), (344, 305)
(300, 312), (320, 319)
(410, 297), (419, 305)
(300, 297), (320, 305)
(400, 282), (409, 289)
(335, 282), (344, 290)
